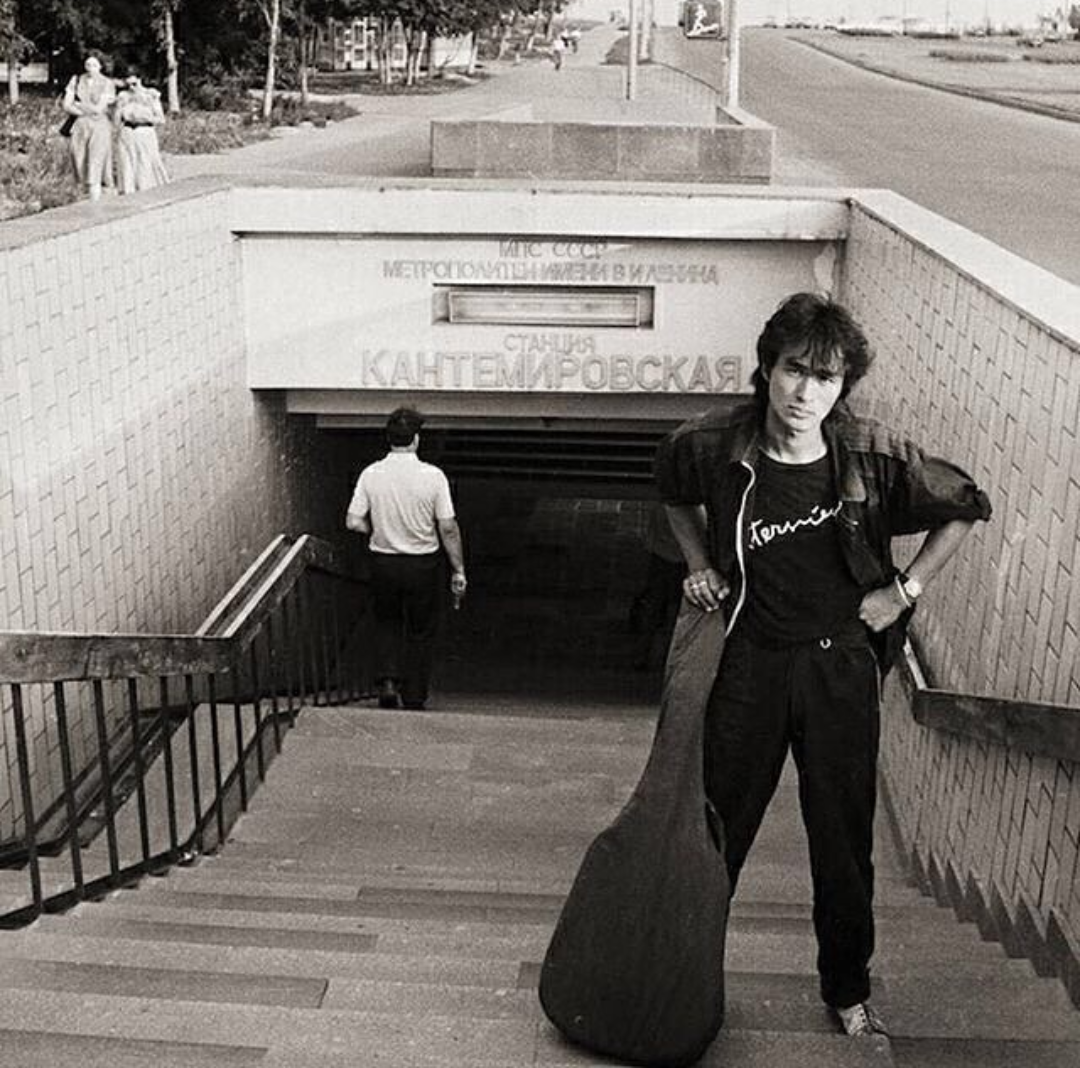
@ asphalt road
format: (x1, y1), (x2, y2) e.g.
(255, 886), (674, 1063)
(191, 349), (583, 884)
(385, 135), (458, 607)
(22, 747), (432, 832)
(741, 29), (1080, 287)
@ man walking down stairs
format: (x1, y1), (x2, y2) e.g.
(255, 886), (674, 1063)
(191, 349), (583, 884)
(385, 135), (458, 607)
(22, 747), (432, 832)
(0, 699), (1078, 1067)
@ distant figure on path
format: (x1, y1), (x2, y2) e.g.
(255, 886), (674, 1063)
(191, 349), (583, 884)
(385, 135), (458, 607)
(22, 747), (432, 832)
(550, 34), (566, 70)
(114, 71), (169, 194)
(657, 292), (991, 1038)
(62, 55), (116, 201)
(346, 408), (467, 711)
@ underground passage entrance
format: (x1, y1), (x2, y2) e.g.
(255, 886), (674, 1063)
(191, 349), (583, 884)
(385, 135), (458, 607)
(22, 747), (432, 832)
(327, 421), (712, 705)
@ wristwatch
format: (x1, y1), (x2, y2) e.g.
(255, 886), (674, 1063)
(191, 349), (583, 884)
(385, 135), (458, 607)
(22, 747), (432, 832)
(896, 570), (923, 603)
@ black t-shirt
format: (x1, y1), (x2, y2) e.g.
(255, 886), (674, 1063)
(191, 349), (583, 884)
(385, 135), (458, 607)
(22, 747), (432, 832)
(742, 451), (865, 644)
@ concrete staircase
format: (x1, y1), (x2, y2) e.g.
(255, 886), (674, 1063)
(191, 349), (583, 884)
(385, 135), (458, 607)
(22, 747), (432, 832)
(1, 699), (1079, 1067)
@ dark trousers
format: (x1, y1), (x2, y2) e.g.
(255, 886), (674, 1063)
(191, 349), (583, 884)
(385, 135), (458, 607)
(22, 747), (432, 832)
(704, 627), (880, 1009)
(370, 552), (441, 705)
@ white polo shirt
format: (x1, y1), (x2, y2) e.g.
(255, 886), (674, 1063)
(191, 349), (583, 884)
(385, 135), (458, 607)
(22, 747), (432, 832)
(347, 451), (455, 555)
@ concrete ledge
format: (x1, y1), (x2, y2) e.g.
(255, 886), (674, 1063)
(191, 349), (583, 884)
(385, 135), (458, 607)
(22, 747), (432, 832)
(431, 119), (774, 183)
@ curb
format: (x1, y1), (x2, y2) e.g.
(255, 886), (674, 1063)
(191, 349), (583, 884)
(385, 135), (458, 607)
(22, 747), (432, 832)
(794, 36), (1080, 126)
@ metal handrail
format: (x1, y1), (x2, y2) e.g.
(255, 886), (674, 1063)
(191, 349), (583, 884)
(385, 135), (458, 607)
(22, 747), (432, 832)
(0, 534), (370, 928)
(897, 642), (1080, 762)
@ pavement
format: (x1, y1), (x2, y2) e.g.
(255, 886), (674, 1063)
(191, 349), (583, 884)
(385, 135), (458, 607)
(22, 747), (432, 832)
(166, 24), (701, 183)
(164, 24), (1074, 187)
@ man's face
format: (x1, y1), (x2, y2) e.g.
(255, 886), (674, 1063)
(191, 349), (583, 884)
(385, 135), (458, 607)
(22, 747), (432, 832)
(765, 344), (846, 437)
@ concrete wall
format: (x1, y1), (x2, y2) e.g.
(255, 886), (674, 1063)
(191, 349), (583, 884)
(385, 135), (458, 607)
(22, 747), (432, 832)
(840, 190), (1080, 1000)
(431, 119), (772, 182)
(0, 184), (344, 841)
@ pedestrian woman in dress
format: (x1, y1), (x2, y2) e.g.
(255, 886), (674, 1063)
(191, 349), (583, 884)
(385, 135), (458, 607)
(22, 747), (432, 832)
(62, 55), (116, 202)
(114, 70), (169, 194)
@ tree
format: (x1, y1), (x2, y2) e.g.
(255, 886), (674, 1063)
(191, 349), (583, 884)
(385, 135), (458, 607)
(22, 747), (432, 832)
(292, 0), (355, 106)
(0, 0), (22, 104)
(1069, 4), (1080, 39)
(152, 0), (181, 113)
(243, 0), (287, 119)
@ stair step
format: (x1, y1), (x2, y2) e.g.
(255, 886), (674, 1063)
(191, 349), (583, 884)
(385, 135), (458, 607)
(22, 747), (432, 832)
(36, 900), (553, 949)
(703, 1029), (893, 1068)
(0, 989), (540, 1064)
(0, 929), (525, 985)
(292, 705), (658, 743)
(127, 887), (562, 923)
(0, 957), (326, 1008)
(877, 974), (1080, 1041)
(889, 1036), (1080, 1068)
(0, 1029), (265, 1068)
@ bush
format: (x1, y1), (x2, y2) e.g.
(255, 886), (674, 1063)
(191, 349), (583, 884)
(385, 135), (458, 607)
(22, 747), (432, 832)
(158, 110), (269, 154)
(0, 98), (79, 218)
(1022, 51), (1080, 63)
(929, 49), (1013, 62)
(183, 68), (256, 113)
(268, 95), (357, 126)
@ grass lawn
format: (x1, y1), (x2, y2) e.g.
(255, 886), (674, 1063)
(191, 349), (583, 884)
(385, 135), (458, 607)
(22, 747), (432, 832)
(790, 30), (1080, 121)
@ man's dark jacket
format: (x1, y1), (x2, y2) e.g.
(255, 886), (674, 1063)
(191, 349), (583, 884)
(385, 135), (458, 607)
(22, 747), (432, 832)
(655, 401), (992, 673)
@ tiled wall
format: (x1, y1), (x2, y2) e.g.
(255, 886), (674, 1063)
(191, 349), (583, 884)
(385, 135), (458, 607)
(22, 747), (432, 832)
(0, 192), (342, 841)
(842, 199), (1080, 992)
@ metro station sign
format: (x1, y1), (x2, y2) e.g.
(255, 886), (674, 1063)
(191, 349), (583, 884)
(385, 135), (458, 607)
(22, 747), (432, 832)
(243, 232), (834, 396)
(683, 1), (724, 39)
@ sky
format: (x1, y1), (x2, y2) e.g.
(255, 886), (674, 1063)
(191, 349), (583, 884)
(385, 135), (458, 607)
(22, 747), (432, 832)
(566, 0), (1058, 28)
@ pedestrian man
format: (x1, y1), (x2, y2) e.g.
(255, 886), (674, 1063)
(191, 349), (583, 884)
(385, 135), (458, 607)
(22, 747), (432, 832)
(346, 408), (467, 711)
(656, 292), (991, 1037)
(550, 33), (566, 70)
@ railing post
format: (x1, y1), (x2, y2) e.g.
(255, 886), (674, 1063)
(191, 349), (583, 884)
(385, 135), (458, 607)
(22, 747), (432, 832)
(183, 674), (203, 856)
(281, 593), (297, 725)
(265, 618), (282, 753)
(231, 656), (249, 813)
(208, 674), (226, 848)
(125, 679), (152, 865)
(293, 582), (309, 708)
(158, 676), (180, 856)
(249, 642), (266, 781)
(10, 684), (43, 917)
(91, 679), (121, 880)
(53, 682), (86, 896)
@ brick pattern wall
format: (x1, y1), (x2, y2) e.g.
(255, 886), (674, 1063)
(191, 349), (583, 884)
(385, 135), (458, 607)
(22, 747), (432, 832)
(842, 205), (1080, 986)
(0, 193), (342, 841)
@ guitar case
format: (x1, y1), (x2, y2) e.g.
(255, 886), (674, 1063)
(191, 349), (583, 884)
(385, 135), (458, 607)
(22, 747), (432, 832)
(539, 603), (730, 1068)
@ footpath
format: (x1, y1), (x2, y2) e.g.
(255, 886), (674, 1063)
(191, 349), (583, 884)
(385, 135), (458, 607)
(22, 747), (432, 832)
(166, 24), (1080, 185)
(166, 25), (651, 182)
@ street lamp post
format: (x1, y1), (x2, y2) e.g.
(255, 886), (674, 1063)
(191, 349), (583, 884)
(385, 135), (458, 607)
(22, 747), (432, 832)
(727, 0), (739, 109)
(627, 0), (639, 100)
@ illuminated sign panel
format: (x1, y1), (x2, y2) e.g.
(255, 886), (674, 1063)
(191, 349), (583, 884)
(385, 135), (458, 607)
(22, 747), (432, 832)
(442, 287), (653, 328)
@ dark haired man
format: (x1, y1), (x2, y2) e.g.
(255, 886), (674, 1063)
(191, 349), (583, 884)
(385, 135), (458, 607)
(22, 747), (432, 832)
(656, 293), (991, 1037)
(346, 408), (466, 711)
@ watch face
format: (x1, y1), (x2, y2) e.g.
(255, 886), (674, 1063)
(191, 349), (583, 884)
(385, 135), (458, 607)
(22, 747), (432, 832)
(903, 577), (923, 601)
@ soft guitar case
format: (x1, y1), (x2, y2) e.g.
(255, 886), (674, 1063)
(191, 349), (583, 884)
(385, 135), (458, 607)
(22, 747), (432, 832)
(539, 604), (730, 1068)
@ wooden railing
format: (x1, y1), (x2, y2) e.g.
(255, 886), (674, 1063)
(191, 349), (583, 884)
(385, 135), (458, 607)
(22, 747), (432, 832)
(897, 642), (1080, 762)
(0, 534), (368, 927)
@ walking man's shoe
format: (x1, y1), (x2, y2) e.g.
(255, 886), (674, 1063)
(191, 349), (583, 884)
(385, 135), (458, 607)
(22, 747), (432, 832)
(377, 678), (400, 709)
(833, 1002), (889, 1037)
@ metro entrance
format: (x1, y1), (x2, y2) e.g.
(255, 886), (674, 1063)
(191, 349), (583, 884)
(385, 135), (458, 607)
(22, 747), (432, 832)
(327, 420), (727, 705)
